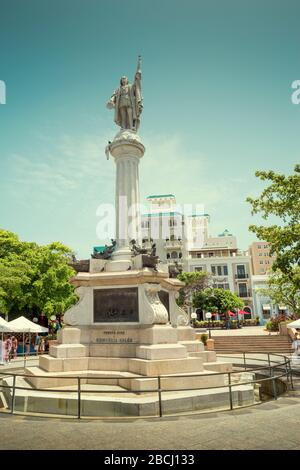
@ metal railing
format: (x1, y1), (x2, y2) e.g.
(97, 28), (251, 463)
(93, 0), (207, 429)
(0, 352), (294, 420)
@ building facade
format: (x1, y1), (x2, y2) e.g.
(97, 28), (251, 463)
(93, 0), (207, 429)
(186, 230), (253, 318)
(249, 241), (276, 275)
(139, 194), (290, 322)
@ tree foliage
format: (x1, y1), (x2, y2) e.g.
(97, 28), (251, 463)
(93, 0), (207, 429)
(177, 271), (212, 307)
(0, 229), (77, 319)
(193, 288), (244, 314)
(247, 165), (300, 273)
(259, 268), (300, 317)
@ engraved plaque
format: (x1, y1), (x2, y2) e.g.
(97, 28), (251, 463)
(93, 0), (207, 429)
(93, 288), (139, 323)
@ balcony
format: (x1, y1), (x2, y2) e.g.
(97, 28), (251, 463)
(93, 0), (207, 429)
(167, 258), (183, 265)
(164, 239), (183, 250)
(235, 273), (249, 279)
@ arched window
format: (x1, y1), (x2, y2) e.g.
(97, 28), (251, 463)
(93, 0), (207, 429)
(243, 306), (252, 320)
(171, 251), (177, 259)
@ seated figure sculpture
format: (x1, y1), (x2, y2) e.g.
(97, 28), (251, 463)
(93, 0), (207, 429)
(91, 240), (117, 260)
(130, 240), (159, 271)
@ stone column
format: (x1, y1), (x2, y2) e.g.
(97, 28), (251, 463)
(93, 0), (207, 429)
(106, 130), (145, 272)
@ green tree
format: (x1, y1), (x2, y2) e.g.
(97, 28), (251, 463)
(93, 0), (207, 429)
(0, 229), (77, 319)
(259, 268), (300, 317)
(177, 271), (212, 307)
(0, 256), (32, 315)
(193, 288), (244, 314)
(247, 165), (300, 274)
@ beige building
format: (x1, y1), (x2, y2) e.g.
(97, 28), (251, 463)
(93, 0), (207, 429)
(249, 242), (276, 275)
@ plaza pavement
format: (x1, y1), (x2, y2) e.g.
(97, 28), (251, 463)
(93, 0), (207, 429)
(0, 373), (299, 450)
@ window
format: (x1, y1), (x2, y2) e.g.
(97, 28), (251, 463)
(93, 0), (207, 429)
(195, 266), (203, 272)
(258, 245), (261, 249)
(237, 265), (246, 276)
(259, 253), (262, 256)
(141, 220), (149, 229)
(169, 219), (177, 227)
(216, 283), (230, 290)
(259, 261), (263, 264)
(211, 265), (228, 276)
(238, 283), (248, 297)
(171, 251), (177, 259)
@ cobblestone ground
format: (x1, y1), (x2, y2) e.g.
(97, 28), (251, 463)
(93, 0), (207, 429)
(0, 373), (299, 450)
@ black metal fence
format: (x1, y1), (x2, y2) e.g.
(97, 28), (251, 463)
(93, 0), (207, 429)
(0, 352), (294, 420)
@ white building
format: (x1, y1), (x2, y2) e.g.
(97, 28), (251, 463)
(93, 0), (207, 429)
(141, 194), (253, 317)
(186, 228), (253, 318)
(141, 194), (185, 269)
(251, 274), (290, 324)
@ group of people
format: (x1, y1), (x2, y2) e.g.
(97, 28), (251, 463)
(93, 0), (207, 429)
(0, 333), (49, 364)
(0, 335), (18, 363)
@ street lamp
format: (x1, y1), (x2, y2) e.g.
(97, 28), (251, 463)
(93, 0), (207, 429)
(205, 312), (212, 339)
(191, 312), (197, 327)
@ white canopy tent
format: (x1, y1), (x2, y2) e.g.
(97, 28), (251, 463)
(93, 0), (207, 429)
(0, 317), (17, 333)
(7, 317), (48, 360)
(287, 319), (300, 329)
(8, 316), (48, 333)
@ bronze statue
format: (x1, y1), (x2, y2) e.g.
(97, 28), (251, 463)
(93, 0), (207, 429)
(130, 239), (148, 255)
(92, 239), (117, 260)
(130, 239), (159, 271)
(169, 261), (183, 279)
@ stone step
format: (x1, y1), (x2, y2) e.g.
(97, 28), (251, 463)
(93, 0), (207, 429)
(128, 369), (225, 392)
(128, 357), (204, 376)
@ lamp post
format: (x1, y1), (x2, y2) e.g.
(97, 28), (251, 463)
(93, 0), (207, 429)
(205, 312), (212, 339)
(191, 312), (197, 328)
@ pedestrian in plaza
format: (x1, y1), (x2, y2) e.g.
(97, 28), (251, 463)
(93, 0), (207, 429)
(291, 332), (300, 366)
(4, 335), (12, 362)
(39, 337), (45, 354)
(0, 336), (4, 365)
(24, 335), (30, 358)
(292, 333), (300, 354)
(10, 336), (18, 360)
(44, 337), (49, 353)
(34, 333), (41, 355)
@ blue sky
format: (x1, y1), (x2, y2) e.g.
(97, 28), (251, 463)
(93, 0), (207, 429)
(0, 0), (299, 257)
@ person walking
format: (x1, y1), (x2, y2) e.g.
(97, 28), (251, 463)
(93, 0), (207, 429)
(34, 334), (41, 356)
(0, 336), (4, 365)
(4, 335), (12, 362)
(24, 335), (30, 358)
(292, 332), (300, 366)
(39, 337), (45, 354)
(10, 336), (18, 360)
